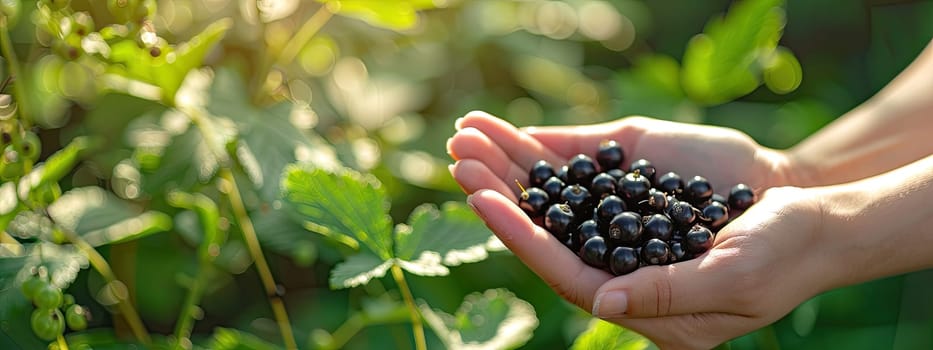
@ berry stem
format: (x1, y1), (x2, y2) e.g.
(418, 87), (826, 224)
(0, 16), (31, 128)
(390, 264), (427, 350)
(55, 226), (151, 343)
(515, 179), (527, 194)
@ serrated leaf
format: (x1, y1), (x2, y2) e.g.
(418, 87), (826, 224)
(48, 187), (171, 246)
(394, 202), (503, 276)
(281, 164), (393, 259)
(420, 289), (538, 350)
(205, 327), (282, 350)
(1, 242), (89, 290)
(681, 0), (795, 105)
(317, 0), (440, 31)
(570, 319), (653, 350)
(206, 68), (338, 202)
(329, 251), (393, 289)
(251, 205), (324, 267)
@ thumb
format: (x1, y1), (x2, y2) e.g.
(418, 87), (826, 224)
(591, 257), (726, 319)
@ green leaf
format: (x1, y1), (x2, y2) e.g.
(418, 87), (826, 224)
(317, 0), (440, 31)
(15, 136), (91, 201)
(0, 182), (24, 234)
(251, 205), (325, 267)
(206, 68), (339, 202)
(394, 202), (505, 276)
(329, 251), (393, 289)
(206, 327), (283, 350)
(108, 19), (232, 104)
(570, 319), (653, 350)
(281, 164), (393, 259)
(48, 187), (171, 247)
(420, 289), (538, 350)
(681, 0), (798, 105)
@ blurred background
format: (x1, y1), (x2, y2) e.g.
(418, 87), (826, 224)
(4, 0), (933, 349)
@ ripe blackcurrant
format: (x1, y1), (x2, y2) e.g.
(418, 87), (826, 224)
(590, 172), (617, 199)
(684, 225), (714, 255)
(684, 175), (713, 205)
(609, 246), (639, 276)
(594, 195), (626, 228)
(642, 213), (674, 241)
(607, 211), (642, 245)
(580, 236), (609, 269)
(595, 139), (625, 170)
(641, 238), (671, 265)
(710, 193), (728, 207)
(629, 159), (657, 185)
(617, 171), (651, 204)
(670, 242), (689, 262)
(574, 219), (601, 251)
(606, 168), (625, 181)
(700, 201), (729, 230)
(556, 165), (569, 183)
(518, 187), (549, 218)
(728, 183), (756, 211)
(667, 201), (697, 227)
(639, 188), (668, 213)
(529, 160), (556, 187)
(561, 184), (593, 215)
(567, 154), (598, 185)
(544, 204), (574, 242)
(657, 172), (684, 195)
(541, 176), (565, 203)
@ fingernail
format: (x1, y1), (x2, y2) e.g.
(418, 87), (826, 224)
(466, 193), (486, 220)
(592, 291), (627, 318)
(445, 137), (455, 157)
(454, 117), (465, 130)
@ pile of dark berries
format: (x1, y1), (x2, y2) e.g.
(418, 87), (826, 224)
(518, 140), (757, 276)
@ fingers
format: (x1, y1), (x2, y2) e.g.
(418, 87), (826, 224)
(467, 189), (613, 310)
(591, 253), (731, 319)
(613, 312), (760, 350)
(456, 111), (566, 169)
(449, 160), (519, 202)
(447, 127), (529, 190)
(521, 116), (651, 161)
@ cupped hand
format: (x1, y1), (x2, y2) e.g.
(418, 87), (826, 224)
(446, 111), (827, 349)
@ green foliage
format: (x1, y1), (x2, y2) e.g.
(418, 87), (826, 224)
(207, 327), (282, 350)
(570, 319), (653, 350)
(420, 289), (538, 350)
(316, 0), (440, 31)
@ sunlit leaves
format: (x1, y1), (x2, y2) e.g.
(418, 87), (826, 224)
(570, 319), (653, 350)
(394, 202), (505, 273)
(316, 0), (441, 31)
(329, 251), (392, 289)
(48, 187), (172, 247)
(681, 0), (800, 105)
(205, 327), (283, 350)
(420, 289), (538, 350)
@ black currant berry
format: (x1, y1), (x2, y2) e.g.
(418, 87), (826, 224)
(617, 171), (651, 204)
(728, 184), (756, 211)
(561, 184), (593, 215)
(594, 195), (626, 228)
(670, 242), (689, 262)
(541, 176), (565, 204)
(667, 201), (697, 227)
(606, 168), (625, 181)
(544, 204), (574, 242)
(710, 193), (728, 207)
(574, 219), (601, 251)
(595, 139), (625, 170)
(556, 165), (569, 183)
(518, 187), (549, 217)
(700, 201), (729, 230)
(657, 172), (684, 195)
(642, 213), (674, 241)
(590, 172), (617, 198)
(639, 188), (668, 213)
(629, 159), (657, 185)
(580, 236), (609, 269)
(607, 211), (642, 245)
(641, 238), (671, 265)
(684, 225), (714, 255)
(609, 246), (639, 276)
(529, 160), (556, 187)
(567, 154), (598, 185)
(684, 176), (713, 205)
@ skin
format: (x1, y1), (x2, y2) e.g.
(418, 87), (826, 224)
(447, 39), (933, 349)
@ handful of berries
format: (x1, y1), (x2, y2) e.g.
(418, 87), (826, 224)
(518, 140), (757, 276)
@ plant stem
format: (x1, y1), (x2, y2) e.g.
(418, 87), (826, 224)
(172, 263), (207, 350)
(322, 305), (409, 350)
(58, 227), (151, 343)
(390, 264), (426, 350)
(219, 169), (298, 350)
(56, 334), (69, 350)
(0, 16), (31, 127)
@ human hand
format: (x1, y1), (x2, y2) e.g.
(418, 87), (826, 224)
(446, 111), (829, 348)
